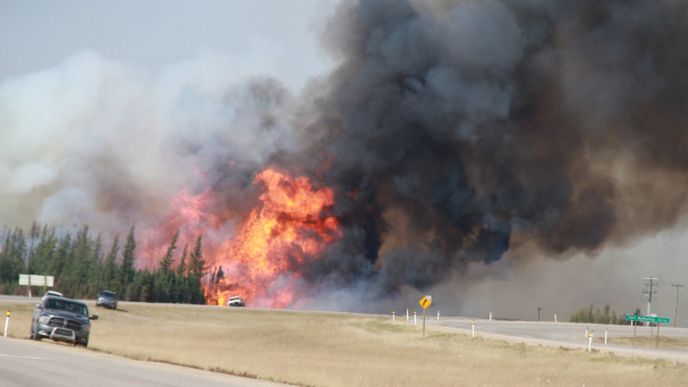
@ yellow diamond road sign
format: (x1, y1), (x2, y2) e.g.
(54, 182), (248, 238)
(419, 295), (432, 309)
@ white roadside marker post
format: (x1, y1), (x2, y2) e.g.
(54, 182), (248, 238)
(414, 311), (417, 325)
(392, 311), (396, 321)
(604, 328), (608, 345)
(471, 320), (476, 337)
(3, 311), (10, 338)
(585, 327), (589, 338)
(406, 308), (409, 322)
(588, 331), (594, 353)
(489, 312), (493, 322)
(437, 311), (440, 321)
(554, 313), (558, 323)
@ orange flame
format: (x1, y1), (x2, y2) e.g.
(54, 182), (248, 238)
(139, 189), (218, 269)
(207, 168), (340, 307)
(139, 167), (340, 307)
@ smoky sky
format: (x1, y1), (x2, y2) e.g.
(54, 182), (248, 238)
(295, 0), (688, 295)
(2, 0), (688, 304)
(0, 0), (336, 92)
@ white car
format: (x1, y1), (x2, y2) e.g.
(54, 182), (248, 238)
(227, 296), (245, 307)
(42, 290), (64, 300)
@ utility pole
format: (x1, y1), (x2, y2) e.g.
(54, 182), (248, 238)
(641, 277), (658, 316)
(671, 283), (684, 328)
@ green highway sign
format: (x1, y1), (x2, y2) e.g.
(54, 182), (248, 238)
(624, 314), (670, 324)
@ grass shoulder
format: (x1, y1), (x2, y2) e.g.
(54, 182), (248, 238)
(2, 300), (688, 386)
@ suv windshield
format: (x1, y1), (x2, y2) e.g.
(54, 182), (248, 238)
(44, 298), (88, 316)
(98, 290), (117, 299)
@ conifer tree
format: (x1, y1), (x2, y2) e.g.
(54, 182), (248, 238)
(66, 226), (91, 296)
(51, 232), (71, 282)
(159, 231), (178, 275)
(177, 244), (187, 279)
(152, 231), (179, 302)
(175, 244), (189, 303)
(120, 226), (137, 300)
(188, 236), (206, 304)
(87, 233), (103, 296)
(104, 236), (120, 292)
(31, 226), (57, 275)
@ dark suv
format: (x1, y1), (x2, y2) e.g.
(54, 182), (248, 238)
(96, 290), (118, 309)
(30, 296), (97, 347)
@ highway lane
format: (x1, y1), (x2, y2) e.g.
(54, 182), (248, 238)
(427, 317), (688, 363)
(0, 295), (40, 303)
(0, 338), (285, 387)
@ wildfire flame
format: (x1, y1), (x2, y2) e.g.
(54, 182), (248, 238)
(139, 189), (218, 269)
(207, 168), (340, 307)
(139, 167), (339, 307)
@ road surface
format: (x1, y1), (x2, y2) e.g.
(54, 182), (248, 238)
(427, 317), (688, 363)
(0, 338), (285, 387)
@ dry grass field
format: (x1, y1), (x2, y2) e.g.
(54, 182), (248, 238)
(1, 301), (687, 386)
(613, 336), (688, 350)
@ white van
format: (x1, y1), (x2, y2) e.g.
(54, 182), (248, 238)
(227, 296), (245, 307)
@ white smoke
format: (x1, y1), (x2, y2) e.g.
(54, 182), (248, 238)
(0, 50), (298, 235)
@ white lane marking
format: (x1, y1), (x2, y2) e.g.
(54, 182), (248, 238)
(0, 353), (45, 360)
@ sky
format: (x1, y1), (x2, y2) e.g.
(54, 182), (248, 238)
(0, 0), (341, 231)
(1, 0), (687, 321)
(0, 0), (338, 92)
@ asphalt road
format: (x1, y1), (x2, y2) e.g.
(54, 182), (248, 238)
(0, 338), (285, 387)
(427, 317), (688, 363)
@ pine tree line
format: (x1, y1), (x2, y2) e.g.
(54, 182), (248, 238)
(0, 223), (206, 304)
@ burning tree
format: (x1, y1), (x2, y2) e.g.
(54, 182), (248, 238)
(205, 168), (340, 307)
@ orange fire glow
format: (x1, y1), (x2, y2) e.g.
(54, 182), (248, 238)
(139, 189), (218, 269)
(207, 168), (340, 307)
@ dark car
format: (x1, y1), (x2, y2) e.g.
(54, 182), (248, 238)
(30, 296), (97, 347)
(96, 290), (118, 309)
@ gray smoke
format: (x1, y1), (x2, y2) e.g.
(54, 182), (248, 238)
(294, 0), (688, 298)
(0, 51), (299, 246)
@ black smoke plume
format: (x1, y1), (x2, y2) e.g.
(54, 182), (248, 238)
(294, 0), (688, 295)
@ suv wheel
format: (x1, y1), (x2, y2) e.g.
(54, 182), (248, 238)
(30, 324), (42, 341)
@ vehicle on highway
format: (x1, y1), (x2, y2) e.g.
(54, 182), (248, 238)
(227, 295), (245, 307)
(96, 290), (118, 309)
(42, 290), (64, 299)
(30, 296), (97, 347)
